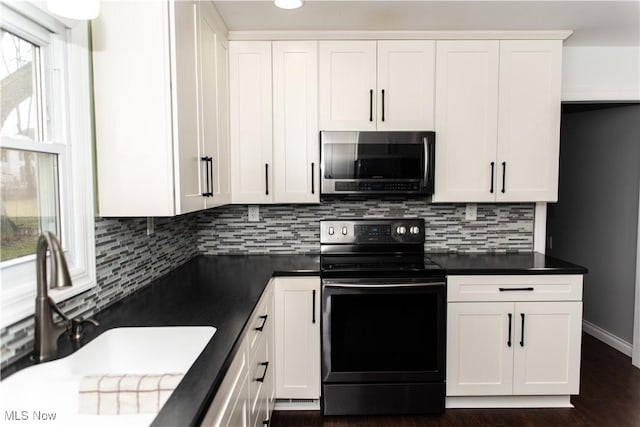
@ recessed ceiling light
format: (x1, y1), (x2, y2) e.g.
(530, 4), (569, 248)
(274, 0), (303, 10)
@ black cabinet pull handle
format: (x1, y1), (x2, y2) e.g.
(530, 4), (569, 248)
(200, 156), (213, 197)
(369, 89), (373, 122)
(265, 163), (269, 196)
(254, 314), (268, 332)
(501, 161), (506, 193)
(507, 313), (512, 347)
(312, 289), (316, 324)
(381, 89), (385, 122)
(520, 313), (525, 347)
(490, 161), (495, 194)
(311, 162), (315, 194)
(499, 287), (534, 292)
(208, 157), (214, 197)
(256, 361), (269, 382)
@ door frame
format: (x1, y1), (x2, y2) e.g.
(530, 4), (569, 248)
(633, 186), (640, 368)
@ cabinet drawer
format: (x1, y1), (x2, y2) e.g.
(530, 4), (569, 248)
(249, 326), (269, 416)
(201, 341), (248, 427)
(447, 275), (583, 302)
(248, 288), (272, 355)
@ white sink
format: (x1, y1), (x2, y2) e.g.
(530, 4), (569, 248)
(0, 326), (216, 427)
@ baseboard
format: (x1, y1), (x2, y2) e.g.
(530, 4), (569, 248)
(583, 320), (633, 357)
(446, 395), (572, 408)
(274, 398), (320, 411)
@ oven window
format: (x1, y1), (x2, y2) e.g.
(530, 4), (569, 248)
(330, 292), (439, 372)
(323, 143), (423, 180)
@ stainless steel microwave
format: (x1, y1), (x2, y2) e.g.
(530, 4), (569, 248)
(320, 131), (435, 196)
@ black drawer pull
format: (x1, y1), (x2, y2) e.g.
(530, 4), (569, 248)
(256, 361), (269, 382)
(265, 163), (269, 196)
(507, 313), (512, 347)
(255, 315), (268, 331)
(381, 89), (385, 122)
(311, 162), (315, 194)
(369, 89), (373, 122)
(520, 313), (526, 347)
(499, 287), (534, 292)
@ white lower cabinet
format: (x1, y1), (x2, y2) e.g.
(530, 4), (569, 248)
(201, 283), (275, 427)
(447, 275), (583, 401)
(274, 277), (321, 400)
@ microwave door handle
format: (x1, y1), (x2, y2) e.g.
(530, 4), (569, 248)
(423, 137), (429, 185)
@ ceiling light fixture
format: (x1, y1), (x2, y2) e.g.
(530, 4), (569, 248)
(47, 0), (100, 20)
(274, 0), (303, 10)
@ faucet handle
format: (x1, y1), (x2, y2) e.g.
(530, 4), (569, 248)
(70, 317), (99, 341)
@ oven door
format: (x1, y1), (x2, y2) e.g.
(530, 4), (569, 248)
(321, 277), (446, 384)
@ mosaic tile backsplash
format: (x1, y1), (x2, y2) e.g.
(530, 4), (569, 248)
(1, 215), (199, 368)
(197, 200), (535, 254)
(2, 200), (534, 367)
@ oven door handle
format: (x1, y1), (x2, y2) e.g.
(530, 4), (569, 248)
(323, 282), (445, 289)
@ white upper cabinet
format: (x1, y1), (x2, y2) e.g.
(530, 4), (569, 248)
(230, 41), (274, 204)
(377, 40), (436, 130)
(200, 0), (232, 209)
(433, 41), (500, 203)
(433, 40), (562, 203)
(497, 40), (562, 202)
(319, 41), (377, 130)
(93, 0), (230, 216)
(319, 40), (435, 131)
(272, 41), (320, 203)
(230, 41), (319, 204)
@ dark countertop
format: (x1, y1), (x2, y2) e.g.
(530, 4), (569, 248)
(1, 251), (586, 426)
(1, 254), (320, 427)
(427, 252), (588, 275)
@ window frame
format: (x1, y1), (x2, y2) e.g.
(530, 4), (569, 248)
(1, 2), (96, 327)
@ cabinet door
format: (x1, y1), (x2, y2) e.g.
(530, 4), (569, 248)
(319, 41), (377, 130)
(93, 1), (175, 216)
(199, 1), (230, 209)
(173, 0), (205, 214)
(230, 41), (273, 204)
(274, 277), (321, 399)
(433, 41), (500, 203)
(513, 302), (582, 395)
(212, 32), (232, 208)
(377, 40), (435, 130)
(496, 40), (562, 202)
(272, 41), (320, 203)
(447, 302), (514, 396)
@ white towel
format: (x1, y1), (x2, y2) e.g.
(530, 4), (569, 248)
(78, 373), (184, 415)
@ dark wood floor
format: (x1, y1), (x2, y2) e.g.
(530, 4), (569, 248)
(272, 334), (640, 426)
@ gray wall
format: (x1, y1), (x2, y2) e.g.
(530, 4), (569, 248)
(548, 104), (640, 344)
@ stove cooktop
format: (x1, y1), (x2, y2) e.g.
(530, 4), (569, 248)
(320, 219), (444, 277)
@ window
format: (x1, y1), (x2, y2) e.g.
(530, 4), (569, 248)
(1, 2), (95, 326)
(1, 30), (60, 262)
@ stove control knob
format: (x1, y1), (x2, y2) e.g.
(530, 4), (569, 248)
(410, 226), (420, 235)
(396, 226), (407, 235)
(328, 226), (335, 236)
(341, 226), (348, 235)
